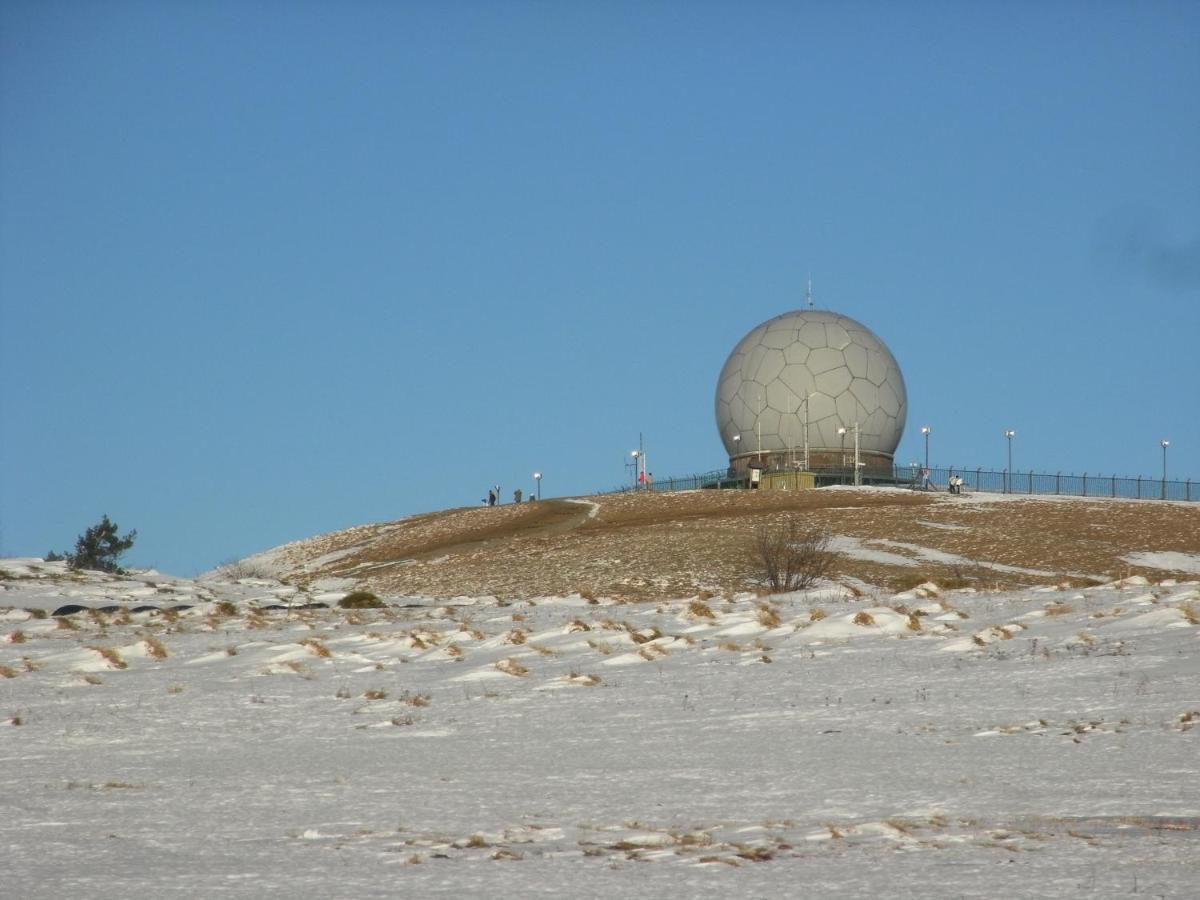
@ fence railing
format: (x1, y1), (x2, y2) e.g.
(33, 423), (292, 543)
(607, 464), (1197, 502)
(908, 465), (1196, 502)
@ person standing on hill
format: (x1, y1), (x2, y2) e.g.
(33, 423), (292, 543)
(487, 488), (496, 507)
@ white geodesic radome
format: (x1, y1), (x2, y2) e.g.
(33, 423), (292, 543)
(714, 309), (907, 461)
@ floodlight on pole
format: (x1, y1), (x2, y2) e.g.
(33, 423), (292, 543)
(533, 471), (542, 501)
(630, 449), (640, 490)
(837, 423), (862, 485)
(1161, 440), (1169, 500)
(921, 426), (931, 471)
(1004, 430), (1015, 493)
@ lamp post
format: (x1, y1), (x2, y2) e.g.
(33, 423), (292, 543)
(921, 426), (931, 472)
(1161, 439), (1169, 500)
(630, 450), (641, 490)
(533, 471), (542, 501)
(837, 423), (862, 486)
(1004, 430), (1015, 493)
(732, 433), (741, 458)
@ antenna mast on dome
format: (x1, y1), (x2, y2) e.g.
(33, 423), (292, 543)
(806, 274), (814, 309)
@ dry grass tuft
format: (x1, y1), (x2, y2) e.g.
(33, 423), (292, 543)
(90, 646), (128, 669)
(504, 629), (527, 645)
(363, 688), (388, 700)
(56, 616), (78, 631)
(142, 636), (169, 659)
(567, 619), (591, 632)
(283, 660), (312, 677)
(688, 598), (717, 619)
(7, 630), (26, 644)
(495, 657), (529, 677)
(445, 643), (464, 658)
(0, 665), (17, 679)
(214, 600), (238, 617)
(718, 640), (744, 652)
(627, 625), (663, 644)
(852, 611), (876, 627)
(402, 691), (431, 707)
(1044, 602), (1075, 616)
(491, 848), (523, 861)
(906, 613), (923, 632)
(756, 603), (782, 629)
(301, 638), (332, 658)
(566, 672), (601, 686)
(1181, 602), (1200, 625)
(587, 639), (614, 655)
(809, 608), (827, 622)
(735, 846), (775, 862)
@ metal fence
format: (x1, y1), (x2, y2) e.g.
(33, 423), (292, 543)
(911, 465), (1197, 502)
(608, 464), (1197, 502)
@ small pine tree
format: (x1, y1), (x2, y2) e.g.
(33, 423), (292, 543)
(67, 515), (137, 574)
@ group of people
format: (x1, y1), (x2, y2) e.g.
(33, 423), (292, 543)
(919, 468), (965, 494)
(485, 485), (533, 506)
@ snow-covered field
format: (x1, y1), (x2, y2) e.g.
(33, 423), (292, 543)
(2, 558), (1197, 897)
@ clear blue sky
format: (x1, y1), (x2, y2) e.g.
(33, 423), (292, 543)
(3, 1), (1198, 576)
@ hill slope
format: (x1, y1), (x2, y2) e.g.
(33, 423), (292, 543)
(245, 487), (1200, 601)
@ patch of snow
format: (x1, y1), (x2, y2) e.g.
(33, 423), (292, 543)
(1121, 551), (1200, 574)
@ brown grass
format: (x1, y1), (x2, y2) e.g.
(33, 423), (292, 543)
(301, 638), (332, 658)
(7, 630), (26, 644)
(143, 636), (169, 659)
(89, 646), (127, 669)
(756, 603), (782, 628)
(852, 611), (876, 626)
(233, 487), (1200, 603)
(809, 607), (828, 622)
(495, 657), (529, 677)
(363, 688), (388, 700)
(0, 665), (17, 679)
(688, 599), (716, 619)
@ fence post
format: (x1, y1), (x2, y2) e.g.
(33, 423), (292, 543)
(1189, 480), (1192, 502)
(1137, 475), (1141, 500)
(1083, 473), (1088, 496)
(1056, 472), (1060, 495)
(976, 467), (981, 493)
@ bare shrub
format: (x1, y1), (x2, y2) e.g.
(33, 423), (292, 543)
(753, 519), (834, 592)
